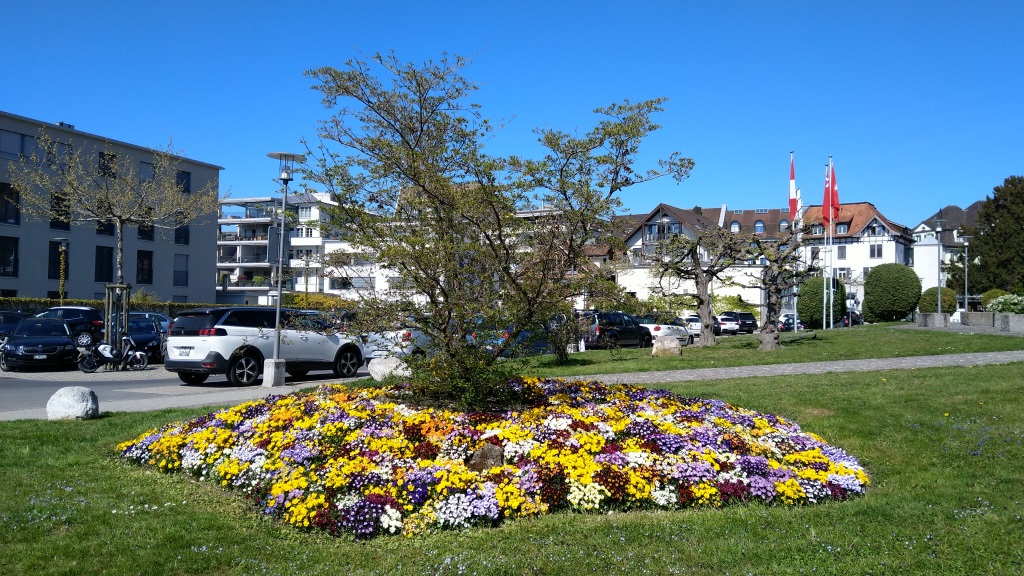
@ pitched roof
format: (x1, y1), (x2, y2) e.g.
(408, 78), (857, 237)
(795, 202), (912, 240)
(700, 206), (792, 240)
(618, 203), (720, 240)
(916, 202), (984, 245)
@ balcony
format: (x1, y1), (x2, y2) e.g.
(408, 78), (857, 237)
(218, 233), (269, 242)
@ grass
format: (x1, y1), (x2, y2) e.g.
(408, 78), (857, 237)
(526, 323), (1024, 377)
(3, 354), (1023, 574)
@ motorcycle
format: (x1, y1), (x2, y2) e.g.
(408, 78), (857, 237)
(78, 335), (149, 373)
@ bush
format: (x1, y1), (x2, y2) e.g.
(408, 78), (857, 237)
(981, 289), (1010, 310)
(862, 263), (921, 322)
(988, 294), (1024, 314)
(796, 277), (847, 329)
(919, 287), (958, 314)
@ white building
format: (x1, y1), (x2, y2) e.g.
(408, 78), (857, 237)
(911, 203), (982, 311)
(0, 111), (221, 303)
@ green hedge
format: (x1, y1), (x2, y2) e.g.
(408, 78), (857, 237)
(919, 286), (958, 314)
(862, 263), (921, 322)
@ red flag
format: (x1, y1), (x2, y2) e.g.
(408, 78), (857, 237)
(822, 163), (832, 226)
(788, 153), (797, 221)
(829, 162), (839, 224)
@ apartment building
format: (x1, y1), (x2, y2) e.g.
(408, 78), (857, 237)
(0, 111), (220, 302)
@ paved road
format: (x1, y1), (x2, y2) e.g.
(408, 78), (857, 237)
(3, 349), (1024, 421)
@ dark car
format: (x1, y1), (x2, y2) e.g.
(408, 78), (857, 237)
(127, 318), (165, 363)
(779, 317), (806, 332)
(130, 311), (173, 332)
(34, 306), (104, 346)
(581, 311), (652, 349)
(0, 318), (79, 372)
(721, 311), (758, 334)
(0, 311), (27, 345)
(843, 311), (864, 327)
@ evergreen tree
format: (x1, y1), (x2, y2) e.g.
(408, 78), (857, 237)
(966, 176), (1024, 292)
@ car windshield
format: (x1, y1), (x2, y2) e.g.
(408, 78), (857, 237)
(15, 321), (69, 337)
(128, 320), (157, 334)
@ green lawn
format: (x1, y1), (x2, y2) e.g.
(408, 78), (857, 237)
(2, 339), (1023, 574)
(527, 323), (1024, 377)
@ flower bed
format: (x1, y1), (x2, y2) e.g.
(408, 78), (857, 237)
(117, 378), (870, 539)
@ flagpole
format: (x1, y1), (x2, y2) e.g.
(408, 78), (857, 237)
(829, 156), (835, 330)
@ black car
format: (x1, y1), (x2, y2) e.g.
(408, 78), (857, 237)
(779, 317), (806, 332)
(127, 318), (165, 363)
(581, 311), (652, 348)
(721, 311), (759, 334)
(34, 306), (105, 347)
(0, 310), (27, 345)
(0, 318), (79, 372)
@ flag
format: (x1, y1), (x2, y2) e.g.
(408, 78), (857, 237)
(822, 163), (832, 226)
(788, 153), (797, 221)
(829, 162), (839, 224)
(795, 188), (803, 226)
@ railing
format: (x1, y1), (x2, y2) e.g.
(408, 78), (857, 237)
(218, 233), (269, 242)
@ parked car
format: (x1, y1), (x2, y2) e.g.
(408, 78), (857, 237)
(683, 315), (721, 337)
(0, 318), (79, 372)
(126, 317), (165, 363)
(581, 311), (652, 348)
(634, 314), (693, 346)
(716, 314), (740, 335)
(843, 311), (864, 327)
(130, 311), (173, 332)
(363, 319), (432, 361)
(33, 306), (105, 346)
(779, 317), (806, 332)
(0, 311), (27, 346)
(164, 307), (364, 385)
(721, 311), (758, 334)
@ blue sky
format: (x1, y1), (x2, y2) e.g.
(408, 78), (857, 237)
(5, 1), (1022, 228)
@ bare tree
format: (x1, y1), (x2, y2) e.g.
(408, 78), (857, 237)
(7, 132), (221, 284)
(654, 227), (753, 346)
(748, 226), (815, 350)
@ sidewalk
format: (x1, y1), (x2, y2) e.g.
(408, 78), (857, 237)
(4, 349), (1023, 421)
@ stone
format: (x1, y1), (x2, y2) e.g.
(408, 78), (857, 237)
(651, 336), (682, 357)
(46, 386), (99, 420)
(368, 356), (412, 381)
(467, 442), (504, 473)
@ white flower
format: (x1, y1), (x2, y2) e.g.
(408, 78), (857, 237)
(380, 505), (403, 533)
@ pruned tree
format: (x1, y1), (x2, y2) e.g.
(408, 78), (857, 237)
(302, 52), (692, 407)
(7, 132), (221, 285)
(749, 226), (815, 350)
(654, 226), (753, 346)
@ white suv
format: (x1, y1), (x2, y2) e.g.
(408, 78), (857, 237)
(164, 307), (363, 385)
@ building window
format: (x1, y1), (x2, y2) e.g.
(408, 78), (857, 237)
(837, 245), (846, 259)
(48, 241), (69, 280)
(96, 219), (114, 236)
(99, 152), (117, 178)
(298, 206), (312, 219)
(0, 184), (19, 225)
(50, 194), (70, 230)
(754, 221), (765, 233)
(870, 244), (883, 259)
(730, 221), (740, 233)
(138, 207), (155, 241)
(94, 246), (114, 282)
(836, 224), (848, 234)
(173, 254), (189, 286)
(779, 220), (789, 232)
(0, 236), (18, 277)
(863, 266), (872, 280)
(175, 223), (190, 245)
(139, 161), (154, 181)
(137, 250), (153, 284)
(835, 267), (850, 279)
(176, 170), (191, 194)
(811, 224), (824, 235)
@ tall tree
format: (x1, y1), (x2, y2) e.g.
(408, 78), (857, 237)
(302, 52), (692, 406)
(748, 226), (815, 350)
(965, 176), (1024, 293)
(7, 133), (220, 285)
(654, 226), (753, 346)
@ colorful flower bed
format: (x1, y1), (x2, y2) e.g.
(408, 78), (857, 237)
(117, 378), (870, 539)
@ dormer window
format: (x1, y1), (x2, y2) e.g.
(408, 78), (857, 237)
(812, 224), (824, 235)
(836, 224), (848, 234)
(730, 221), (740, 233)
(779, 220), (789, 232)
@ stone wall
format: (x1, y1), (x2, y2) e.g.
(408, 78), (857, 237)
(961, 312), (995, 327)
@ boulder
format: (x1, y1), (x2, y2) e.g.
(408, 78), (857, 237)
(368, 356), (412, 381)
(46, 386), (99, 420)
(651, 336), (682, 357)
(467, 442), (504, 473)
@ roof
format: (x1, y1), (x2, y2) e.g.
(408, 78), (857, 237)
(916, 202), (984, 245)
(619, 203), (721, 240)
(798, 202), (912, 240)
(700, 206), (792, 240)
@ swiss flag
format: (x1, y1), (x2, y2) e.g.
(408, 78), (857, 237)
(829, 163), (839, 224)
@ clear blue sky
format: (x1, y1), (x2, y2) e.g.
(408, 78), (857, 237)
(5, 1), (1021, 228)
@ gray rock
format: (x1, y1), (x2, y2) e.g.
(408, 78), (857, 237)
(368, 356), (412, 381)
(46, 386), (99, 420)
(651, 336), (682, 357)
(467, 442), (504, 473)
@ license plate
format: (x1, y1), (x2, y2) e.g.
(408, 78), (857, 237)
(177, 347), (193, 357)
(34, 354), (47, 360)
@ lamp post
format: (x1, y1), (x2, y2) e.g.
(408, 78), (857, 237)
(264, 152), (305, 387)
(55, 238), (69, 305)
(935, 211), (944, 314)
(961, 234), (972, 312)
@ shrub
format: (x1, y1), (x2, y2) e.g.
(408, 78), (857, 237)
(796, 277), (847, 329)
(981, 288), (1010, 310)
(988, 294), (1024, 314)
(919, 287), (958, 314)
(862, 263), (921, 322)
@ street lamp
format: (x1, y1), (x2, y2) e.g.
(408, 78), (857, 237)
(935, 211), (944, 314)
(55, 238), (69, 305)
(961, 234), (972, 312)
(264, 152), (305, 387)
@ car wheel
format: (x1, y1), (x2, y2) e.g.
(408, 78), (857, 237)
(74, 332), (93, 347)
(178, 373), (209, 385)
(333, 347), (361, 378)
(0, 354), (10, 372)
(641, 335), (653, 348)
(227, 354), (261, 386)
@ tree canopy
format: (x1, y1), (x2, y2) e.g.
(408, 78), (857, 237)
(965, 176), (1024, 293)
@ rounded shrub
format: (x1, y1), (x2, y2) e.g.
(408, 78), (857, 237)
(862, 263), (921, 322)
(796, 277), (847, 329)
(981, 288), (1010, 311)
(919, 287), (958, 314)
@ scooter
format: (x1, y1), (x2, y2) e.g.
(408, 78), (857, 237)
(78, 335), (148, 373)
